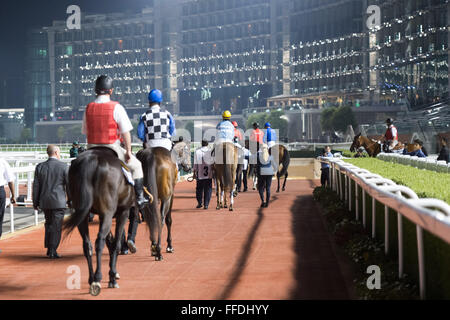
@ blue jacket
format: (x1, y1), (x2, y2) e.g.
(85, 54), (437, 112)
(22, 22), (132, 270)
(263, 128), (277, 144)
(137, 112), (176, 142)
(320, 152), (334, 169)
(216, 120), (235, 142)
(403, 148), (426, 158)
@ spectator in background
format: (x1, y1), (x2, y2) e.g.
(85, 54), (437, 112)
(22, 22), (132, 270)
(0, 157), (16, 253)
(33, 145), (68, 259)
(318, 146), (333, 188)
(437, 136), (449, 163)
(403, 139), (427, 158)
(237, 140), (251, 192)
(194, 140), (214, 210)
(69, 141), (80, 158)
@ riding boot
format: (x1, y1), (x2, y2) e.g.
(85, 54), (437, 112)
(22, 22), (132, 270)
(134, 178), (149, 210)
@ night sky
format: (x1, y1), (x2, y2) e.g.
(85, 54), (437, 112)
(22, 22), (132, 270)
(0, 0), (154, 108)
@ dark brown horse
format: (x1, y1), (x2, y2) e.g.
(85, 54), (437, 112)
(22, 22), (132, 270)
(137, 146), (190, 261)
(213, 142), (238, 211)
(63, 147), (139, 296)
(274, 144), (290, 192)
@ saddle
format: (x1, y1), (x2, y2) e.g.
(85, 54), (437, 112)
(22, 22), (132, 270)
(88, 147), (134, 185)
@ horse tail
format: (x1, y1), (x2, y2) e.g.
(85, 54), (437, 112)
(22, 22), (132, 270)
(278, 146), (290, 177)
(63, 154), (96, 236)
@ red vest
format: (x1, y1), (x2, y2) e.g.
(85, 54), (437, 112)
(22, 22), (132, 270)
(385, 126), (398, 141)
(85, 101), (120, 144)
(250, 129), (264, 144)
(234, 128), (243, 141)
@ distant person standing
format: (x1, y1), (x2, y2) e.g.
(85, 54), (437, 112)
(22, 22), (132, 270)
(256, 145), (277, 208)
(0, 157), (16, 252)
(237, 140), (251, 192)
(437, 136), (449, 163)
(318, 146), (333, 187)
(69, 141), (80, 158)
(194, 140), (214, 210)
(33, 145), (68, 259)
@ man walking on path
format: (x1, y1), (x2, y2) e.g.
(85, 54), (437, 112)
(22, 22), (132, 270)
(194, 140), (214, 210)
(33, 145), (68, 259)
(0, 157), (15, 253)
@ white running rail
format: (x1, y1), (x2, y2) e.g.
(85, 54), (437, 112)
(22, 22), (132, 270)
(377, 152), (450, 173)
(319, 157), (450, 300)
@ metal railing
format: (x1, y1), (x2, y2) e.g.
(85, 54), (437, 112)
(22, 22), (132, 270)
(377, 152), (450, 173)
(319, 157), (450, 299)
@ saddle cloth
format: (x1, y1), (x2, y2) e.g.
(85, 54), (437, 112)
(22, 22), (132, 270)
(121, 164), (134, 186)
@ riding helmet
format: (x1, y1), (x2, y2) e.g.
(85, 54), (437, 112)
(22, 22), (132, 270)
(148, 89), (163, 103)
(253, 122), (259, 129)
(222, 110), (231, 119)
(95, 75), (114, 95)
(264, 122), (271, 128)
(386, 118), (394, 125)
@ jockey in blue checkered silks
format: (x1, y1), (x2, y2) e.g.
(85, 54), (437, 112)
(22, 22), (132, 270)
(138, 89), (176, 151)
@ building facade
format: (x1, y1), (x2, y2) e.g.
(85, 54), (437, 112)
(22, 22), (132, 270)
(25, 0), (449, 134)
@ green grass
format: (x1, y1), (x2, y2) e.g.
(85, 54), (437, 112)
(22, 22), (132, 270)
(344, 158), (450, 204)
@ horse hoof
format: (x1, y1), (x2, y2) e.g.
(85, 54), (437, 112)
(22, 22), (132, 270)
(282, 188), (286, 192)
(155, 255), (163, 261)
(115, 273), (120, 280)
(216, 207), (220, 210)
(276, 190), (280, 193)
(166, 247), (174, 253)
(233, 192), (238, 197)
(224, 205), (228, 208)
(229, 207), (234, 211)
(108, 282), (119, 289)
(89, 282), (101, 296)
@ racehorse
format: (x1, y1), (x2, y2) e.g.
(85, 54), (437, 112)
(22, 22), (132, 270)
(275, 144), (290, 193)
(137, 146), (191, 261)
(63, 147), (147, 296)
(213, 142), (238, 211)
(350, 133), (413, 157)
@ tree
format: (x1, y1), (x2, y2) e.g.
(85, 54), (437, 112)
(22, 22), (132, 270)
(320, 106), (357, 134)
(184, 121), (194, 138)
(57, 126), (66, 143)
(265, 110), (288, 139)
(320, 107), (337, 132)
(246, 113), (266, 130)
(331, 106), (357, 133)
(20, 127), (32, 144)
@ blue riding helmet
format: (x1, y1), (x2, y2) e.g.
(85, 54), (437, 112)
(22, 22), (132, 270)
(148, 89), (163, 103)
(264, 122), (271, 128)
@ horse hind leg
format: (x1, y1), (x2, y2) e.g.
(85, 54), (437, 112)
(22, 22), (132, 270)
(229, 190), (235, 211)
(276, 173), (281, 193)
(282, 172), (288, 191)
(165, 197), (174, 253)
(107, 209), (128, 289)
(77, 217), (94, 285)
(90, 214), (113, 296)
(145, 203), (163, 261)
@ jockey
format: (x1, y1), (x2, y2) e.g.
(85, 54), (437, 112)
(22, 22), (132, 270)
(232, 121), (243, 144)
(263, 122), (277, 148)
(250, 122), (264, 145)
(216, 110), (235, 143)
(383, 118), (398, 151)
(138, 89), (176, 152)
(82, 75), (148, 209)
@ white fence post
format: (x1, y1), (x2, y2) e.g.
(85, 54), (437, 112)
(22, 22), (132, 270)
(355, 183), (359, 221)
(372, 197), (376, 238)
(417, 226), (426, 300)
(385, 205), (389, 255)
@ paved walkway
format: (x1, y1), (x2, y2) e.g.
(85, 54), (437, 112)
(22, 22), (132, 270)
(0, 179), (352, 300)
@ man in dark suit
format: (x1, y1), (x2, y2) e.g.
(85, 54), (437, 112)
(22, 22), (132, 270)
(33, 145), (68, 259)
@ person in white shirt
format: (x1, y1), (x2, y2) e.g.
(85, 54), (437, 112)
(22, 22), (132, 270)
(81, 75), (148, 209)
(0, 158), (15, 247)
(194, 140), (214, 210)
(239, 140), (252, 192)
